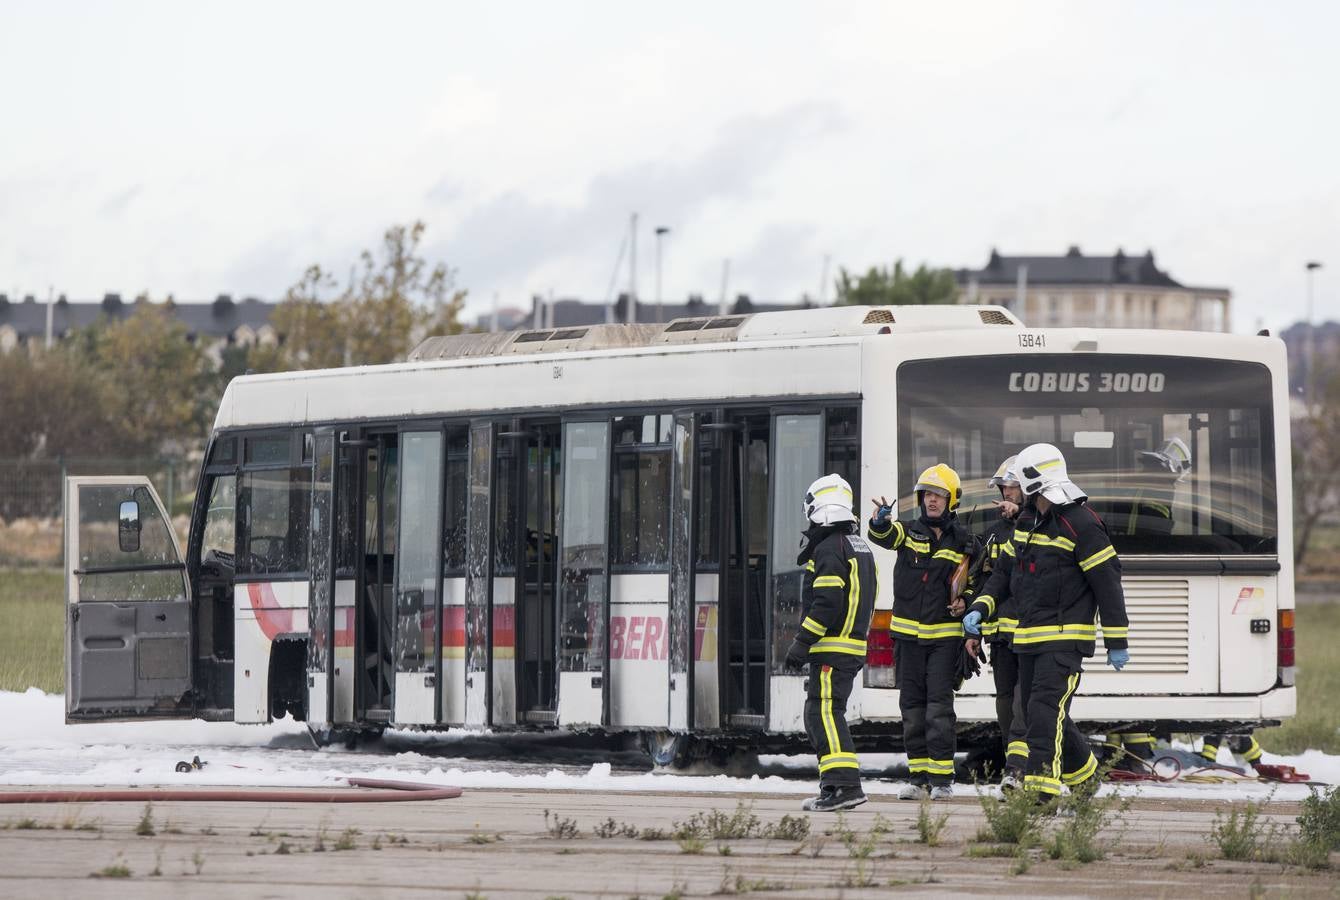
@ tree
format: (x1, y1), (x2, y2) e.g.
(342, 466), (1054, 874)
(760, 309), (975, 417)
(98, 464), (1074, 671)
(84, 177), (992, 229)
(251, 221), (467, 372)
(835, 260), (959, 306)
(1293, 367), (1340, 568)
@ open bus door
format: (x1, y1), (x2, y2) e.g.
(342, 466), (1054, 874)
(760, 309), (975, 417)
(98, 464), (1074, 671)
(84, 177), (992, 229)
(64, 476), (193, 722)
(667, 410), (697, 732)
(306, 431), (338, 731)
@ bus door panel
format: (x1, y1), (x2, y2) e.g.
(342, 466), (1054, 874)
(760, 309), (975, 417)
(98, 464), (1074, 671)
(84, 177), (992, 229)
(511, 420), (561, 725)
(64, 476), (194, 722)
(463, 421), (495, 728)
(667, 410), (697, 731)
(692, 573), (721, 730)
(1217, 573), (1278, 693)
(392, 430), (443, 726)
(306, 432), (337, 730)
(610, 576), (669, 728)
(556, 420), (611, 728)
(767, 412), (826, 733)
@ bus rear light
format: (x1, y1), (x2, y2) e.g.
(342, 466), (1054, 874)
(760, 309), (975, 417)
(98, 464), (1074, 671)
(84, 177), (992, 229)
(1278, 608), (1296, 685)
(865, 611), (895, 688)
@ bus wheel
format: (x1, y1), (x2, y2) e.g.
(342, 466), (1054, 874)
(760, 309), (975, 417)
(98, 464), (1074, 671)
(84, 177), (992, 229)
(643, 731), (696, 769)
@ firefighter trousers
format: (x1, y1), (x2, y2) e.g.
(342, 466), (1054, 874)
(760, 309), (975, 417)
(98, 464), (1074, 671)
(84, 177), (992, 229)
(1018, 649), (1097, 795)
(989, 641), (1029, 771)
(895, 639), (958, 786)
(804, 660), (861, 787)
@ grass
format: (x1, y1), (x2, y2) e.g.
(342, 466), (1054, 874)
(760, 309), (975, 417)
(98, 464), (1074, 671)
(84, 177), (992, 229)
(1257, 602), (1340, 754)
(0, 568), (62, 693)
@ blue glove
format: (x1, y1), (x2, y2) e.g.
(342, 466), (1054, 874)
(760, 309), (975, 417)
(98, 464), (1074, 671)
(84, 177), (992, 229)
(873, 504), (892, 525)
(1107, 649), (1130, 671)
(962, 610), (982, 636)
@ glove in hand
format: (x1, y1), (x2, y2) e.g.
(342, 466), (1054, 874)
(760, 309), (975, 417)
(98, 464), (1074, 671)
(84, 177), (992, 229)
(962, 610), (982, 636)
(1107, 648), (1130, 671)
(784, 640), (809, 672)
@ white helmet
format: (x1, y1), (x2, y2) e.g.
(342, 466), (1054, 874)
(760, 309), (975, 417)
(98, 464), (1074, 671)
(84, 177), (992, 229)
(988, 455), (1020, 489)
(804, 473), (857, 526)
(1015, 443), (1087, 505)
(1139, 437), (1192, 480)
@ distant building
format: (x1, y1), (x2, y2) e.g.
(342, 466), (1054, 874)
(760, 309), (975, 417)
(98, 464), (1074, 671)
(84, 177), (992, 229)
(1279, 320), (1340, 397)
(0, 293), (278, 363)
(511, 293), (813, 331)
(954, 246), (1231, 331)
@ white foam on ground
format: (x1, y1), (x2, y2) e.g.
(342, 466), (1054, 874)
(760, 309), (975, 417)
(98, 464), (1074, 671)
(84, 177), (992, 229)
(0, 689), (1332, 802)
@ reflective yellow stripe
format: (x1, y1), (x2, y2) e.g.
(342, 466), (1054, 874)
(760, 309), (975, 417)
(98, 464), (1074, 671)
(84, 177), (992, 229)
(1243, 738), (1263, 762)
(1024, 775), (1061, 795)
(1012, 624), (1096, 645)
(804, 560), (816, 572)
(997, 617), (1018, 634)
(1012, 529), (1076, 551)
(820, 667), (839, 757)
(888, 615), (963, 640)
(840, 557), (860, 639)
(1062, 752), (1097, 786)
(932, 549), (965, 564)
(818, 757), (860, 772)
(1078, 545), (1116, 571)
(1051, 672), (1080, 781)
(981, 621), (999, 636)
(1036, 458), (1064, 471)
(1001, 541), (1016, 557)
(869, 519), (901, 542)
(813, 575), (845, 589)
(1100, 625), (1128, 639)
(800, 617), (826, 637)
(975, 595), (996, 617)
(811, 636), (867, 656)
(922, 759), (954, 775)
(1119, 733), (1155, 745)
(814, 485), (851, 498)
(905, 538), (931, 554)
(907, 757), (930, 773)
(1007, 740), (1029, 758)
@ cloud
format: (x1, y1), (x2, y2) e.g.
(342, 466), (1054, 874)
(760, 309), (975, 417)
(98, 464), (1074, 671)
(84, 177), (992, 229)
(432, 101), (847, 300)
(98, 184), (143, 219)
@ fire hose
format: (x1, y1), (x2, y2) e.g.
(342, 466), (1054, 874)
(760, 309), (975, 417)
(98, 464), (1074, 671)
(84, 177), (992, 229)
(0, 777), (461, 804)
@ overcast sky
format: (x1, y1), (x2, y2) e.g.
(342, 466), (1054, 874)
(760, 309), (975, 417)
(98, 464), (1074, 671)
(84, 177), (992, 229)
(1, 1), (1336, 333)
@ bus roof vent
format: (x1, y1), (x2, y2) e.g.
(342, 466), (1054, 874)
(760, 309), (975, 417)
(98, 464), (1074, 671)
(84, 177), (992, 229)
(863, 308), (895, 325)
(979, 309), (1014, 325)
(736, 305), (1024, 341)
(657, 315), (749, 344)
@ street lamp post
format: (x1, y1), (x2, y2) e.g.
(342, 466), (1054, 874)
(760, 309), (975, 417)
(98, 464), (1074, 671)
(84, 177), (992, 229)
(1307, 261), (1322, 412)
(655, 227), (670, 323)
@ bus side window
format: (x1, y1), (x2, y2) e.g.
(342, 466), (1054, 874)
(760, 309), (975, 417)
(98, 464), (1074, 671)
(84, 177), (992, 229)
(825, 407), (859, 488)
(238, 465), (312, 576)
(611, 414), (672, 570)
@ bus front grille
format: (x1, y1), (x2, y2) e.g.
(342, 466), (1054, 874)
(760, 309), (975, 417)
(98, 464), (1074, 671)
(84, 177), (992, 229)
(1118, 577), (1190, 674)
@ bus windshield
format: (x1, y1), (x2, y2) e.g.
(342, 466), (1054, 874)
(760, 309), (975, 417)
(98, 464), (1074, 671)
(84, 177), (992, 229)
(896, 354), (1277, 555)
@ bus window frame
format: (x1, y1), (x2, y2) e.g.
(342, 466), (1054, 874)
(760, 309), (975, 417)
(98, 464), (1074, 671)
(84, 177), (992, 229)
(234, 428), (315, 584)
(609, 413), (674, 575)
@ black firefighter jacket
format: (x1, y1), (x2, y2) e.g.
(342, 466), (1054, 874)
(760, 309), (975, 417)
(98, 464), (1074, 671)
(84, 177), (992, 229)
(795, 526), (878, 667)
(868, 514), (979, 643)
(969, 500), (1129, 657)
(977, 512), (1020, 644)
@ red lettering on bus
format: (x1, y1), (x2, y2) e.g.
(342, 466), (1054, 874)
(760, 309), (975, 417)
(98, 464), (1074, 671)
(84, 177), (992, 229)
(627, 617), (644, 659)
(644, 615), (664, 660)
(609, 616), (626, 659)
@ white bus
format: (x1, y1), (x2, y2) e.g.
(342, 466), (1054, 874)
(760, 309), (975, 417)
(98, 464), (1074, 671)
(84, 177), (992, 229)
(63, 304), (1296, 765)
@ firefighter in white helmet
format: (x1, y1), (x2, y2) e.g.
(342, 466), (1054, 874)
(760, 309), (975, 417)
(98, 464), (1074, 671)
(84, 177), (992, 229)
(868, 463), (980, 801)
(784, 473), (878, 812)
(963, 443), (1130, 800)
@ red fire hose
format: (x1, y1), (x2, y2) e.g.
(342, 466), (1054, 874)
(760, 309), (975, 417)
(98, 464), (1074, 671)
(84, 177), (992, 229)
(0, 777), (461, 804)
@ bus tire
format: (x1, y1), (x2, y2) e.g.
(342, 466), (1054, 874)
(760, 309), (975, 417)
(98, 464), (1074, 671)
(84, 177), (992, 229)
(643, 731), (696, 769)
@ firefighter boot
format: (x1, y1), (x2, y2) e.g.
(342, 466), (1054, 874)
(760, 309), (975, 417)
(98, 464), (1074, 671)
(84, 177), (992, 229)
(803, 784), (868, 812)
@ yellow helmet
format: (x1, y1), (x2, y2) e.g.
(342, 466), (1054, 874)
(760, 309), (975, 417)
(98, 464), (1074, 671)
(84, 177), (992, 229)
(915, 463), (962, 511)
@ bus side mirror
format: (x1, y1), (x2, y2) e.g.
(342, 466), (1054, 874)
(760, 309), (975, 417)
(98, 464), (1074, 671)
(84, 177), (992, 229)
(118, 500), (142, 553)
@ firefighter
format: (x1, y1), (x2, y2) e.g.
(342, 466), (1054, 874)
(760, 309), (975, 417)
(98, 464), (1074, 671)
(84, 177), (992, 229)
(1201, 733), (1264, 769)
(784, 473), (878, 812)
(868, 463), (978, 801)
(965, 455), (1030, 786)
(963, 443), (1130, 800)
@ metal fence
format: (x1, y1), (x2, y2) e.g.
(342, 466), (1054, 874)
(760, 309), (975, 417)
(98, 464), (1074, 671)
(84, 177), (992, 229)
(0, 457), (197, 567)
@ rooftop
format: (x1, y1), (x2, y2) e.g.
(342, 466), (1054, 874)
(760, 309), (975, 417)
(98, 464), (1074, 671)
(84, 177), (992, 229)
(955, 246), (1227, 292)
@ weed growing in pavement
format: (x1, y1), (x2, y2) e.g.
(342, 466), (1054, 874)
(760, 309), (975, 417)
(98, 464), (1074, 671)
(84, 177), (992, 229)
(135, 803), (155, 837)
(313, 819), (330, 852)
(677, 833), (706, 854)
(638, 827), (669, 841)
(1293, 784), (1340, 869)
(275, 841), (293, 855)
(467, 824), (502, 845)
(150, 847), (163, 877)
(333, 827), (359, 851)
(963, 843), (1017, 858)
(1047, 787), (1130, 864)
(715, 866), (786, 894)
(200, 825), (217, 836)
(543, 809), (581, 840)
(1009, 854), (1031, 876)
(593, 817), (639, 839)
(975, 785), (1044, 846)
(191, 849), (205, 875)
(13, 818), (49, 831)
(90, 854), (132, 879)
(1209, 797), (1283, 862)
(916, 800), (950, 847)
(249, 816), (270, 837)
(716, 843), (732, 856)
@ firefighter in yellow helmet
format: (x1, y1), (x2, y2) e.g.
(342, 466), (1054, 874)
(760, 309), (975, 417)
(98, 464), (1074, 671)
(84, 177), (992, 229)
(868, 463), (979, 801)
